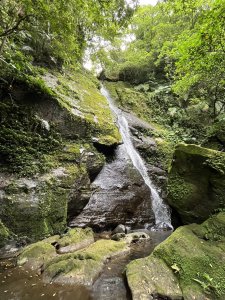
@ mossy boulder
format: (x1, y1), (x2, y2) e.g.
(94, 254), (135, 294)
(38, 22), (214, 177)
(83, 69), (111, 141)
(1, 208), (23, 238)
(18, 233), (128, 286)
(127, 256), (182, 300)
(17, 227), (95, 269)
(0, 163), (91, 241)
(17, 239), (57, 270)
(57, 227), (94, 254)
(126, 212), (225, 300)
(168, 143), (225, 224)
(42, 239), (128, 285)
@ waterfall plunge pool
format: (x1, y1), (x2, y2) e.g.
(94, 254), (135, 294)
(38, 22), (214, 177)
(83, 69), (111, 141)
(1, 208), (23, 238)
(0, 230), (171, 300)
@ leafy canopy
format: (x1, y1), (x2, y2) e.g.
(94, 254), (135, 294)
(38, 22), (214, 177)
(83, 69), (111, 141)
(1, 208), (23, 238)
(0, 0), (137, 78)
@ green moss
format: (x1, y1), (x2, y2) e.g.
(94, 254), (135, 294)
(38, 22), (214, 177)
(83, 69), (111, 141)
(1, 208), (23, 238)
(126, 256), (182, 299)
(17, 227), (94, 269)
(168, 175), (198, 208)
(58, 228), (94, 247)
(105, 81), (178, 170)
(43, 239), (127, 282)
(128, 214), (225, 299)
(175, 143), (217, 158)
(24, 75), (56, 98)
(0, 220), (10, 247)
(53, 71), (121, 145)
(153, 221), (225, 298)
(1, 163), (88, 240)
(192, 213), (225, 242)
(105, 81), (151, 123)
(0, 99), (62, 176)
(168, 144), (225, 224)
(205, 152), (225, 175)
(17, 240), (56, 267)
(145, 137), (174, 171)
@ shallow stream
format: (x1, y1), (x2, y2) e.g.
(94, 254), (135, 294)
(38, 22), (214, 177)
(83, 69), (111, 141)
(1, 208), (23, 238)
(0, 231), (171, 300)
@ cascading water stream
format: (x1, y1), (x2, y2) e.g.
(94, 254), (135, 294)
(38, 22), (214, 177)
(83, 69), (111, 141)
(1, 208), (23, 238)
(101, 85), (172, 230)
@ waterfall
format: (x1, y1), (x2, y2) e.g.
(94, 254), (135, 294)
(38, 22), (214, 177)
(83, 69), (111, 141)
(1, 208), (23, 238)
(101, 85), (172, 230)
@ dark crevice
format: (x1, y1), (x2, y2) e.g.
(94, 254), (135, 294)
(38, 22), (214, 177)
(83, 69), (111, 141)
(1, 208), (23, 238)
(93, 142), (118, 160)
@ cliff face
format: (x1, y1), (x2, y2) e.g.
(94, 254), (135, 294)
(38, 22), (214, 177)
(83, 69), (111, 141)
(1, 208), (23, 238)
(0, 70), (160, 247)
(0, 69), (121, 245)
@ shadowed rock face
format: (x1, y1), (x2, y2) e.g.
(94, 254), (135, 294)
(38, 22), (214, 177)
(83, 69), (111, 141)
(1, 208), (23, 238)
(168, 143), (225, 224)
(70, 145), (154, 229)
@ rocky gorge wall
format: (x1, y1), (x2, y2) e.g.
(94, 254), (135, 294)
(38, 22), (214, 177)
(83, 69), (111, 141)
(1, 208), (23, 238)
(0, 69), (122, 247)
(2, 72), (225, 300)
(0, 70), (163, 248)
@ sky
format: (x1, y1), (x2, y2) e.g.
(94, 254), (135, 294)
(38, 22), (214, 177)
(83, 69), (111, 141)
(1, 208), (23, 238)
(139, 0), (158, 5)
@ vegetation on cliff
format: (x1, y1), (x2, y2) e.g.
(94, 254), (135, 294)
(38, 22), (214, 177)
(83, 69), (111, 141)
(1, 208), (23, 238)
(1, 1), (225, 299)
(98, 0), (225, 146)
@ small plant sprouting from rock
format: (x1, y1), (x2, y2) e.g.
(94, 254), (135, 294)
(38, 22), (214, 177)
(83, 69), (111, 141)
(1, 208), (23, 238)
(193, 273), (223, 296)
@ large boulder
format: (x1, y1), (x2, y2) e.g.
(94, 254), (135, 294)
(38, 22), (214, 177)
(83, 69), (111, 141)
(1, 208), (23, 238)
(70, 144), (154, 229)
(126, 212), (225, 300)
(17, 228), (95, 270)
(0, 163), (91, 241)
(42, 239), (128, 285)
(18, 229), (129, 286)
(168, 143), (225, 224)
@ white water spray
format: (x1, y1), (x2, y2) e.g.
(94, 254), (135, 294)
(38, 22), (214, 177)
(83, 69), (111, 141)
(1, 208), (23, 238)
(101, 86), (172, 229)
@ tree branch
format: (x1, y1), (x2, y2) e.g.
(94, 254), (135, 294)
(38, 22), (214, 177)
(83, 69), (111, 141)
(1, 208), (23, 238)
(0, 14), (31, 38)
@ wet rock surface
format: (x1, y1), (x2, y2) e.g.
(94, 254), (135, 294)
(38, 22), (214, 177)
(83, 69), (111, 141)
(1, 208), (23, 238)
(43, 239), (129, 286)
(112, 224), (127, 234)
(0, 160), (96, 243)
(111, 232), (150, 244)
(126, 213), (225, 300)
(0, 230), (171, 300)
(17, 228), (130, 287)
(17, 228), (95, 270)
(70, 145), (154, 229)
(0, 71), (121, 247)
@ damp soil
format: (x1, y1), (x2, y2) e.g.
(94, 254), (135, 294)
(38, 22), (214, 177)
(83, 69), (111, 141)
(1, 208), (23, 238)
(0, 231), (171, 300)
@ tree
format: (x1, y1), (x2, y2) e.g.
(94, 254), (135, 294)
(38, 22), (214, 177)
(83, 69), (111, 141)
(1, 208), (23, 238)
(0, 0), (137, 79)
(165, 0), (225, 118)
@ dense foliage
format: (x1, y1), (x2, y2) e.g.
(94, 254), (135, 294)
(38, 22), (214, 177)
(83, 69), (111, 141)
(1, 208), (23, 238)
(0, 0), (137, 81)
(96, 0), (225, 145)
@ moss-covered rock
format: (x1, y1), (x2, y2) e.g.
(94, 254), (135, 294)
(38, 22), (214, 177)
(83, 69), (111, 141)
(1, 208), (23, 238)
(0, 162), (90, 241)
(127, 256), (182, 300)
(43, 239), (128, 285)
(17, 227), (95, 269)
(18, 233), (128, 286)
(0, 69), (119, 242)
(57, 227), (94, 254)
(17, 240), (57, 270)
(126, 212), (225, 300)
(42, 71), (121, 146)
(168, 143), (225, 224)
(0, 221), (10, 247)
